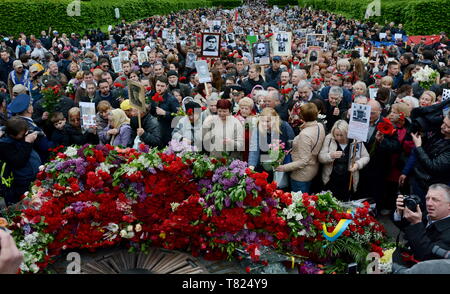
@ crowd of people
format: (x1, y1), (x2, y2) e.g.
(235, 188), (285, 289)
(0, 4), (449, 213)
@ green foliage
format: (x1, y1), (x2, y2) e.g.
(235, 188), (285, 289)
(268, 0), (298, 6)
(298, 0), (450, 35)
(211, 0), (242, 8)
(0, 0), (220, 37)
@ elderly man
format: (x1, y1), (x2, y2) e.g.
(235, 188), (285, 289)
(167, 70), (191, 98)
(291, 69), (307, 92)
(324, 86), (350, 132)
(320, 73), (352, 105)
(392, 184), (450, 272)
(7, 60), (29, 97)
(42, 61), (68, 87)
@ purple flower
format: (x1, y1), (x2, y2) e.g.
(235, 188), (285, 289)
(224, 197), (231, 208)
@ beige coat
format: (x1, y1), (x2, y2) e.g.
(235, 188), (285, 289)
(318, 134), (370, 192)
(283, 121), (326, 182)
(202, 115), (244, 159)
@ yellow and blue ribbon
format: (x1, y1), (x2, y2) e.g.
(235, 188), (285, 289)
(322, 210), (354, 242)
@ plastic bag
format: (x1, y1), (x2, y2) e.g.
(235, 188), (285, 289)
(274, 171), (288, 189)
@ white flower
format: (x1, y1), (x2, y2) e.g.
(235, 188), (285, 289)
(171, 202), (180, 212)
(64, 146), (78, 157)
(120, 229), (127, 237)
(106, 223), (119, 232)
(127, 225), (133, 232)
(30, 264), (40, 273)
(135, 224), (142, 232)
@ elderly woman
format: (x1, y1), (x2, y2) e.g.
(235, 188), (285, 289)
(172, 101), (203, 151)
(336, 59), (351, 75)
(253, 90), (271, 113)
(319, 120), (370, 201)
(352, 81), (367, 99)
(249, 107), (295, 178)
(99, 109), (132, 147)
(202, 99), (244, 159)
(65, 107), (99, 146)
(201, 92), (219, 122)
(276, 103), (325, 193)
(324, 86), (350, 132)
(235, 97), (257, 162)
(418, 90), (436, 107)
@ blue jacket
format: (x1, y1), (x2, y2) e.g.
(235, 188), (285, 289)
(0, 136), (41, 184)
(320, 86), (352, 105)
(248, 121), (295, 168)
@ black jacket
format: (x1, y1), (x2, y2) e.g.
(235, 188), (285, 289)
(148, 91), (179, 147)
(169, 82), (192, 98)
(240, 76), (265, 96)
(413, 132), (450, 186)
(33, 96), (75, 126)
(0, 58), (14, 84)
(65, 124), (99, 146)
(394, 216), (450, 262)
(129, 112), (162, 148)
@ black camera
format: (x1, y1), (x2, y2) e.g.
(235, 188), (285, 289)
(403, 195), (421, 212)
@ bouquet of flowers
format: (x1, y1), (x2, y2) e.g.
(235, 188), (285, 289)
(3, 141), (389, 274)
(413, 65), (439, 90)
(65, 83), (76, 100)
(41, 85), (63, 113)
(261, 140), (289, 171)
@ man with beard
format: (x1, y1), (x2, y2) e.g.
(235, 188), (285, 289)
(167, 70), (191, 98)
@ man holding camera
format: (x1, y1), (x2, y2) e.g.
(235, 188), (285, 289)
(392, 184), (450, 271)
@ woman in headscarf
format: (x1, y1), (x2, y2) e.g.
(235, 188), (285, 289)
(99, 108), (132, 147)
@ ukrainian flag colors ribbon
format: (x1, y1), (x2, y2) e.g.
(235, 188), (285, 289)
(322, 210), (354, 242)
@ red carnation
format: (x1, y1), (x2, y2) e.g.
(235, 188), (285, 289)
(114, 82), (125, 89)
(120, 77), (127, 81)
(265, 33), (273, 39)
(187, 108), (194, 115)
(179, 76), (186, 81)
(201, 106), (207, 111)
(377, 118), (396, 135)
(145, 86), (152, 92)
(152, 92), (164, 103)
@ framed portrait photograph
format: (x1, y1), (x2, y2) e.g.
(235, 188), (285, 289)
(307, 46), (322, 63)
(252, 42), (270, 65)
(201, 32), (221, 57)
(185, 52), (197, 69)
(225, 33), (236, 47)
(271, 32), (292, 56)
(306, 34), (327, 48)
(119, 50), (130, 63)
(127, 80), (146, 112)
(111, 57), (122, 73)
(138, 51), (148, 65)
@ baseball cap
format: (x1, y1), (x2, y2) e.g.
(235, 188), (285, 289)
(141, 61), (151, 67)
(9, 93), (31, 114)
(13, 60), (23, 68)
(167, 70), (178, 78)
(273, 56), (282, 62)
(12, 84), (27, 96)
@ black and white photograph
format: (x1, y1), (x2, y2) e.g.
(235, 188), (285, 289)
(234, 26), (244, 35)
(271, 31), (292, 56)
(352, 105), (369, 124)
(306, 34), (327, 48)
(137, 51), (148, 65)
(111, 56), (122, 73)
(185, 52), (197, 69)
(252, 42), (270, 65)
(195, 60), (212, 83)
(225, 33), (236, 46)
(127, 80), (146, 112)
(201, 33), (221, 57)
(119, 50), (130, 62)
(307, 46), (322, 63)
(348, 103), (371, 142)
